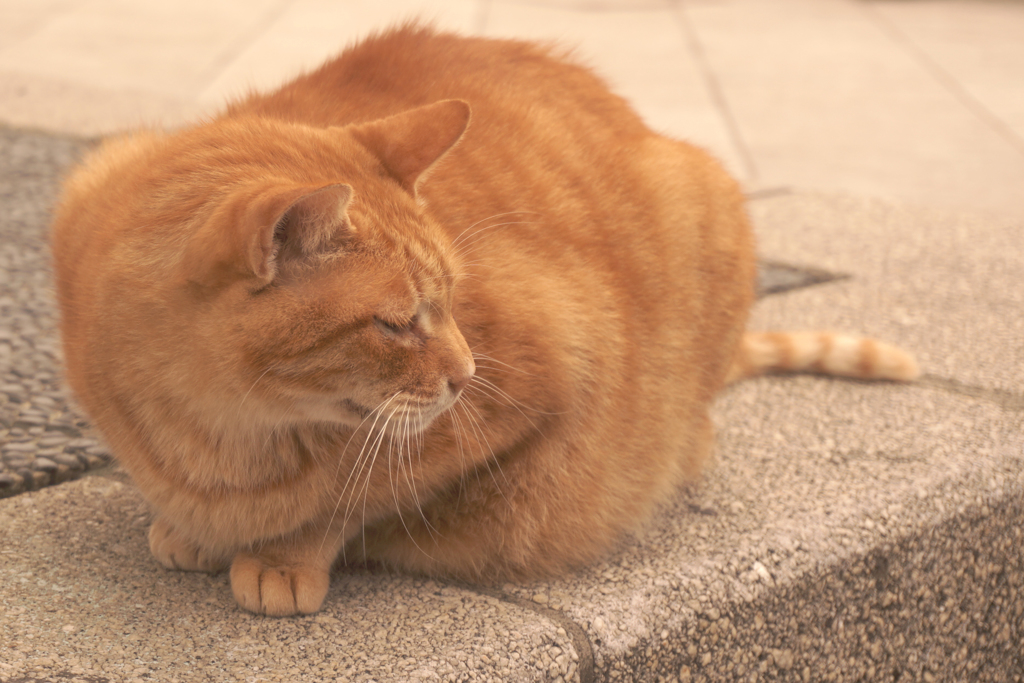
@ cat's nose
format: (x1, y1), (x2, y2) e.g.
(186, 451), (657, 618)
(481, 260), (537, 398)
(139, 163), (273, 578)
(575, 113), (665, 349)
(449, 359), (475, 394)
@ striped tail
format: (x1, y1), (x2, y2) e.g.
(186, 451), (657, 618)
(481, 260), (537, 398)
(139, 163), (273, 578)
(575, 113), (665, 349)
(726, 331), (920, 384)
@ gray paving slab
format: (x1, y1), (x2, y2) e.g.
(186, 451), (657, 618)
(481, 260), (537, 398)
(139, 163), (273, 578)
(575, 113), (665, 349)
(868, 0), (1024, 149)
(0, 0), (62, 51)
(4, 0), (1024, 224)
(196, 0), (481, 109)
(484, 1), (748, 181)
(684, 0), (1024, 218)
(4, 386), (1020, 681)
(0, 0), (286, 99)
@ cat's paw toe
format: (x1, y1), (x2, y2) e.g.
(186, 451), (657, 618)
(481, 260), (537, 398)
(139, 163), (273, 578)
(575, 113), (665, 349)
(148, 518), (229, 572)
(230, 552), (329, 616)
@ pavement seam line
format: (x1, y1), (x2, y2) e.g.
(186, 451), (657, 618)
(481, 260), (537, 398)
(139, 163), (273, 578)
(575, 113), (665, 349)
(458, 583), (596, 683)
(860, 0), (1024, 160)
(917, 375), (1024, 413)
(745, 187), (792, 202)
(674, 0), (759, 183)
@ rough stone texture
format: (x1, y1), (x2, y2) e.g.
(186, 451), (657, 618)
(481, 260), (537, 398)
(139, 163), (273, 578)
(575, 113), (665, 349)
(0, 126), (113, 498)
(0, 477), (581, 683)
(747, 192), (1024, 395)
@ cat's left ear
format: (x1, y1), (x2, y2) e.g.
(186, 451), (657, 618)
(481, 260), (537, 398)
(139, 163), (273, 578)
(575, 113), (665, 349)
(251, 183), (354, 280)
(350, 99), (470, 195)
(182, 181), (353, 287)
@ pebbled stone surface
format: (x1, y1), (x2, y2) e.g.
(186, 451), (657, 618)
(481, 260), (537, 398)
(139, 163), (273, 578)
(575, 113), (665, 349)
(0, 477), (580, 683)
(0, 127), (114, 498)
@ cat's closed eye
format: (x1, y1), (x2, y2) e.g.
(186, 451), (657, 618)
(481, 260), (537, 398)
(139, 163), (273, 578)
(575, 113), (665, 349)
(374, 315), (417, 336)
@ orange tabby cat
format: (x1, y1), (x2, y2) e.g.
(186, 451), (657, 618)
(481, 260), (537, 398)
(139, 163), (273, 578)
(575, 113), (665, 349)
(51, 26), (917, 616)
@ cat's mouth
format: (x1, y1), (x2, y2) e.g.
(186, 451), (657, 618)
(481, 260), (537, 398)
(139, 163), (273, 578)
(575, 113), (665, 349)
(338, 396), (453, 434)
(381, 401), (451, 436)
(339, 398), (372, 419)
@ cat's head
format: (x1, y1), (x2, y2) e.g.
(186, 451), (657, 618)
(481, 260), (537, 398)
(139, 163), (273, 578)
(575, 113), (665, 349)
(54, 100), (476, 437)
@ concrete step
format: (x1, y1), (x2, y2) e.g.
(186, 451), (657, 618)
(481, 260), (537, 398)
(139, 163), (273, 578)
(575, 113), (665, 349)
(2, 192), (1020, 682)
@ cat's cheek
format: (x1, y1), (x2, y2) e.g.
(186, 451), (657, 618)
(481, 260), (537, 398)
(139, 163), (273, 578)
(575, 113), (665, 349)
(364, 345), (420, 395)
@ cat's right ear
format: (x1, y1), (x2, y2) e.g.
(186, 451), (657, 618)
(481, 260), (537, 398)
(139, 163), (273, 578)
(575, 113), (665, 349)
(182, 182), (353, 288)
(350, 99), (471, 195)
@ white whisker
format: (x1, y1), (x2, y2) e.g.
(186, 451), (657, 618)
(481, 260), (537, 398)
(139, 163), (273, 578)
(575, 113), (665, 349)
(470, 375), (563, 417)
(236, 366), (274, 416)
(386, 412), (429, 557)
(451, 221), (537, 262)
(472, 352), (534, 376)
(348, 402), (402, 562)
(451, 211), (540, 249)
(401, 410), (442, 546)
(321, 393), (401, 562)
(463, 381), (541, 436)
(455, 399), (513, 507)
(448, 407), (470, 505)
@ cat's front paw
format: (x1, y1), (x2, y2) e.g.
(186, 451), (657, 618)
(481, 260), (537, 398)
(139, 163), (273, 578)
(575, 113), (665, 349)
(148, 517), (230, 572)
(230, 552), (330, 616)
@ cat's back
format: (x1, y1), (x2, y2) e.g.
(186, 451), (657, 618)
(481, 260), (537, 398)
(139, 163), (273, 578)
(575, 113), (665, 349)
(231, 25), (735, 274)
(231, 24), (646, 138)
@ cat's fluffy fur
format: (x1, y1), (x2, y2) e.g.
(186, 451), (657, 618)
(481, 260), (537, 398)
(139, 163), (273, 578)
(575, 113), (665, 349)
(52, 26), (917, 616)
